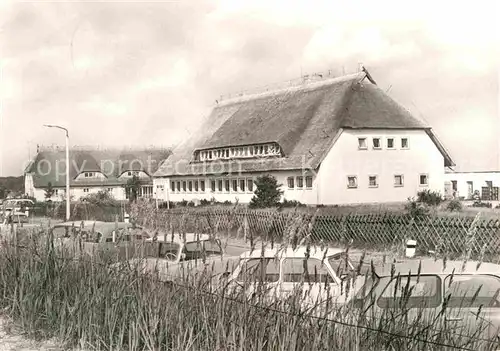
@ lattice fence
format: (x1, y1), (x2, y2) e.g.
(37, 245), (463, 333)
(130, 203), (500, 256)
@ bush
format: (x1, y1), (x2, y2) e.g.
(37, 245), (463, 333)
(249, 175), (284, 209)
(472, 201), (492, 208)
(446, 199), (463, 212)
(280, 199), (306, 208)
(416, 190), (443, 206)
(404, 197), (430, 218)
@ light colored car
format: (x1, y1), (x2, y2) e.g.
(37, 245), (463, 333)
(51, 221), (150, 260)
(2, 199), (34, 217)
(227, 245), (366, 307)
(352, 259), (500, 345)
(113, 233), (242, 283)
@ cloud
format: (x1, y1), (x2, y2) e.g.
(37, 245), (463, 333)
(0, 0), (498, 176)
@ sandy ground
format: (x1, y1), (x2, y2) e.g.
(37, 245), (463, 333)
(0, 316), (68, 351)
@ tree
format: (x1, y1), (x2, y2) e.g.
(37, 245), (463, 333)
(249, 174), (284, 209)
(44, 182), (55, 200)
(125, 175), (141, 203)
(0, 186), (6, 199)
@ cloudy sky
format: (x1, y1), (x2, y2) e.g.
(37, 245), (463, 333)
(1, 0), (498, 176)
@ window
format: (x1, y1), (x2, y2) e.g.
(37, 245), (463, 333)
(394, 175), (404, 187)
(372, 138), (381, 149)
(287, 177), (294, 189)
(170, 181), (175, 192)
(347, 176), (357, 189)
(83, 188), (90, 193)
(217, 180), (223, 192)
(401, 138), (409, 149)
(225, 179), (230, 193)
(188, 181), (193, 192)
(54, 189), (59, 195)
(247, 179), (254, 192)
(176, 181), (181, 192)
(377, 275), (441, 309)
(211, 180), (216, 192)
(200, 180), (205, 192)
(239, 179), (245, 192)
(236, 258), (280, 283)
(419, 174), (429, 186)
(194, 180), (199, 192)
(444, 275), (500, 308)
(282, 258), (335, 284)
(107, 188), (113, 193)
(296, 176), (303, 188)
(368, 175), (378, 188)
(358, 138), (367, 150)
(387, 138), (395, 149)
(232, 179), (238, 192)
(305, 176), (313, 188)
(182, 181), (187, 192)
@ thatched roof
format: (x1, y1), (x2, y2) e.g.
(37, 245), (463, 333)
(155, 71), (454, 177)
(26, 149), (171, 188)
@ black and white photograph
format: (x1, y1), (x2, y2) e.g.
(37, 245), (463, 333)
(0, 0), (499, 349)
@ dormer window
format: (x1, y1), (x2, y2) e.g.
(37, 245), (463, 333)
(195, 142), (282, 162)
(84, 172), (94, 178)
(127, 171), (140, 177)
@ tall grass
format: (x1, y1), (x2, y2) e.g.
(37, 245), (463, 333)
(0, 224), (499, 350)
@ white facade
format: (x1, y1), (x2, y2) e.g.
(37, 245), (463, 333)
(444, 171), (500, 200)
(317, 129), (445, 205)
(154, 129), (446, 205)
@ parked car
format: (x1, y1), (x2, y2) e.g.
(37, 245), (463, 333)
(226, 245), (367, 308)
(351, 259), (500, 346)
(50, 221), (150, 260)
(111, 233), (242, 284)
(2, 199), (34, 217)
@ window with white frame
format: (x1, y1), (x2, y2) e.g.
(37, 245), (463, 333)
(197, 142), (281, 162)
(200, 180), (205, 192)
(170, 181), (175, 192)
(305, 176), (313, 188)
(247, 179), (254, 192)
(401, 138), (409, 149)
(296, 176), (303, 188)
(387, 138), (395, 149)
(176, 182), (181, 192)
(225, 179), (230, 193)
(232, 179), (238, 192)
(372, 138), (381, 149)
(83, 188), (90, 193)
(217, 179), (223, 192)
(194, 180), (199, 192)
(368, 175), (378, 188)
(287, 177), (295, 189)
(188, 181), (193, 192)
(182, 181), (187, 192)
(211, 180), (216, 192)
(358, 138), (367, 150)
(419, 174), (429, 186)
(347, 176), (357, 188)
(239, 179), (246, 192)
(394, 175), (404, 187)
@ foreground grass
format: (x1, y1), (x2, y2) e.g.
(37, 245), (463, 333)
(0, 230), (498, 351)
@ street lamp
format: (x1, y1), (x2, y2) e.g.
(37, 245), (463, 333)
(43, 124), (70, 221)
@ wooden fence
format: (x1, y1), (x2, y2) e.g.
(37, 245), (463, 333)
(131, 204), (500, 257)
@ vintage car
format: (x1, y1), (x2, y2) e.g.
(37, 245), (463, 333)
(51, 221), (150, 259)
(226, 245), (367, 307)
(111, 233), (242, 284)
(351, 259), (500, 347)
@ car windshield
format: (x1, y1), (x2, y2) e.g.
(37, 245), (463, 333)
(182, 239), (222, 261)
(141, 242), (181, 261)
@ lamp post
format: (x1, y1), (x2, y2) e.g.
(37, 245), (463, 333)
(43, 124), (70, 221)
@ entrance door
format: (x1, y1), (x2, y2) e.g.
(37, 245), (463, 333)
(466, 181), (473, 199)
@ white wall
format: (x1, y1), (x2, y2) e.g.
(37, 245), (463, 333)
(24, 174), (34, 197)
(154, 171), (318, 204)
(32, 186), (127, 202)
(317, 129), (445, 205)
(74, 172), (106, 181)
(444, 172), (500, 200)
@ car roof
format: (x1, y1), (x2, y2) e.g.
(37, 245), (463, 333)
(374, 258), (500, 277)
(146, 233), (213, 244)
(53, 221), (134, 235)
(239, 245), (346, 260)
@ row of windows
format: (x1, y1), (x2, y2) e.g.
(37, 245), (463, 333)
(286, 176), (313, 189)
(346, 174), (429, 189)
(170, 178), (255, 194)
(197, 143), (281, 161)
(358, 137), (409, 150)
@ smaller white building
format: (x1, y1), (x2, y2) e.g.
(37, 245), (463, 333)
(24, 147), (170, 202)
(444, 171), (500, 201)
